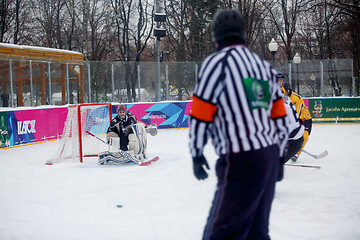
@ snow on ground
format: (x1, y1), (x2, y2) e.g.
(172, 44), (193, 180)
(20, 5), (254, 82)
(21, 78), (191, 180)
(0, 124), (359, 240)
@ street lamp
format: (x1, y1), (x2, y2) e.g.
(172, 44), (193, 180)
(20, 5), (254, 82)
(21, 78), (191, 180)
(293, 53), (301, 94)
(268, 38), (278, 61)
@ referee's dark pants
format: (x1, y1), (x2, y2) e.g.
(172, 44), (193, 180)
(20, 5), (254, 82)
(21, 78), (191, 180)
(203, 145), (279, 240)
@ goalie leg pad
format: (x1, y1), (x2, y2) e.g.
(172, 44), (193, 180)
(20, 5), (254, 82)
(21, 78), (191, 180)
(128, 133), (140, 159)
(98, 151), (136, 165)
(108, 137), (120, 152)
(130, 123), (148, 161)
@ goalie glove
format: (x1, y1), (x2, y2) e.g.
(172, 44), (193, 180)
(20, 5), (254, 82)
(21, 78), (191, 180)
(145, 123), (158, 136)
(106, 132), (119, 143)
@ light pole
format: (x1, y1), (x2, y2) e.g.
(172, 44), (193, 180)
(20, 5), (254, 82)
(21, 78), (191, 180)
(293, 53), (301, 94)
(268, 38), (278, 61)
(310, 74), (316, 97)
(154, 0), (166, 102)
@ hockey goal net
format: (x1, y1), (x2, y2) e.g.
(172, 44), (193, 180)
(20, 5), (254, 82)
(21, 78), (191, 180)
(48, 103), (112, 164)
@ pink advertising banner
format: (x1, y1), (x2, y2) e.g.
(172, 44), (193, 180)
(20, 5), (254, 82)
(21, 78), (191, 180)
(4, 101), (193, 147)
(303, 99), (309, 108)
(8, 107), (68, 146)
(122, 101), (192, 129)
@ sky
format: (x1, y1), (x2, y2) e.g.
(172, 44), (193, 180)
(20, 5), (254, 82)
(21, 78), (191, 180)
(0, 124), (359, 240)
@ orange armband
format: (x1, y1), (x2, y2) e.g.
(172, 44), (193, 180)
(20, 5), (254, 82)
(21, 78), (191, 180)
(191, 96), (217, 122)
(271, 98), (287, 119)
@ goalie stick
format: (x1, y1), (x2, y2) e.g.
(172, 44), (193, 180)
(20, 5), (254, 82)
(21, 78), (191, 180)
(86, 131), (159, 166)
(302, 149), (328, 159)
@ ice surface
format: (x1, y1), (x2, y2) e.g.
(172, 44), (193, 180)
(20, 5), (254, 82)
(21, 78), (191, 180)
(0, 124), (359, 240)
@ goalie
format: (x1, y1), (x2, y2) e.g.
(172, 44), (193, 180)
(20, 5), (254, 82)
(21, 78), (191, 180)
(100, 104), (157, 165)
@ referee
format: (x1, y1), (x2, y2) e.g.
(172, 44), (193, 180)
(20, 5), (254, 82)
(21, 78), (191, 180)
(189, 9), (289, 240)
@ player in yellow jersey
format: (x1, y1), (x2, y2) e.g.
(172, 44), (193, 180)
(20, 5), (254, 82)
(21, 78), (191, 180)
(277, 73), (312, 161)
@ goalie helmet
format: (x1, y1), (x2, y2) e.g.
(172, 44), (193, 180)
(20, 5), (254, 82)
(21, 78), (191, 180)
(117, 104), (127, 114)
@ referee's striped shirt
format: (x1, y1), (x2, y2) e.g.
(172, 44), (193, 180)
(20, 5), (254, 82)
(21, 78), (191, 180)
(189, 44), (289, 157)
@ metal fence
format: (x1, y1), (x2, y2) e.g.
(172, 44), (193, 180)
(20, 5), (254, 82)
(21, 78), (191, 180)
(271, 59), (356, 97)
(0, 58), (357, 107)
(83, 61), (201, 104)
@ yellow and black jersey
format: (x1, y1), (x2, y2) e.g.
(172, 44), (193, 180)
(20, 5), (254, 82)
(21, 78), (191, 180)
(281, 86), (312, 122)
(289, 92), (312, 122)
(281, 87), (312, 134)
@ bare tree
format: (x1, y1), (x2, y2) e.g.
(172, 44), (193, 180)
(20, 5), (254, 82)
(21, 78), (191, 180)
(0, 0), (29, 43)
(0, 0), (13, 42)
(87, 0), (113, 60)
(63, 0), (78, 50)
(29, 0), (67, 48)
(111, 0), (154, 102)
(13, 0), (20, 43)
(296, 1), (344, 59)
(294, 0), (359, 95)
(2, 0), (358, 98)
(328, 0), (360, 95)
(264, 0), (313, 60)
(165, 0), (189, 61)
(238, 0), (267, 49)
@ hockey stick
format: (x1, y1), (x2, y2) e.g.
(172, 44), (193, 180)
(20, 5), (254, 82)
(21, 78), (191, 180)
(302, 149), (328, 159)
(86, 131), (159, 166)
(285, 163), (321, 169)
(86, 131), (107, 145)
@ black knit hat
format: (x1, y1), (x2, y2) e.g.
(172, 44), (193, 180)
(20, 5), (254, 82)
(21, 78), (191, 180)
(211, 9), (246, 44)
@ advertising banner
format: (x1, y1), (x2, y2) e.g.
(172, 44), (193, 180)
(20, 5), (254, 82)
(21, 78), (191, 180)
(2, 101), (193, 148)
(308, 98), (360, 123)
(112, 101), (192, 129)
(0, 112), (9, 148)
(7, 108), (68, 147)
(1, 98), (359, 149)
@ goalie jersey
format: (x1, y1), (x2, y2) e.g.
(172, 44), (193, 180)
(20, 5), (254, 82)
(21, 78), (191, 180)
(107, 112), (137, 151)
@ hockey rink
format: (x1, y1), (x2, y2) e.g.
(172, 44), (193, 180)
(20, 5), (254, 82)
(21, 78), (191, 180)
(0, 124), (359, 240)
